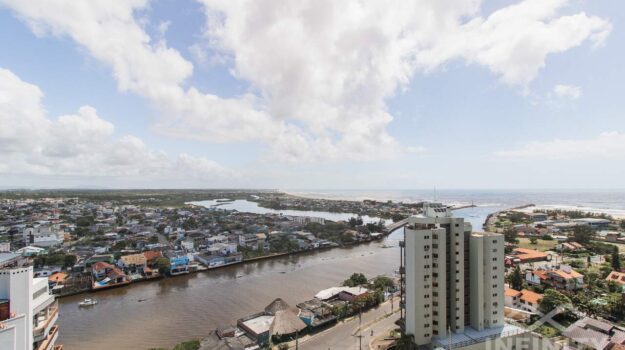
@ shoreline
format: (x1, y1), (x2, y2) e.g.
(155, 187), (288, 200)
(56, 236), (389, 299)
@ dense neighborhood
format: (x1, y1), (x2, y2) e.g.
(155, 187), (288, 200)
(0, 192), (389, 297)
(486, 207), (625, 349)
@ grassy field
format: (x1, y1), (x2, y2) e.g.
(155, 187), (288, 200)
(517, 237), (558, 252)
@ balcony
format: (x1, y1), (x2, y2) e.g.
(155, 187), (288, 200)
(36, 325), (59, 350)
(34, 303), (59, 341)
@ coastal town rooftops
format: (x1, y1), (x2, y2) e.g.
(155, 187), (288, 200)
(551, 268), (583, 280)
(240, 315), (274, 336)
(264, 298), (293, 315)
(48, 272), (68, 283)
(519, 289), (543, 304)
(512, 248), (551, 262)
(563, 317), (625, 350)
(504, 287), (522, 297)
(271, 309), (307, 336)
(314, 286), (369, 300)
(606, 271), (625, 285)
(92, 261), (114, 271)
(120, 253), (147, 266)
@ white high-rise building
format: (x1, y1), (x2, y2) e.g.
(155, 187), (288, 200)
(0, 266), (61, 350)
(404, 203), (504, 347)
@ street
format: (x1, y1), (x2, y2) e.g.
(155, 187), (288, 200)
(297, 298), (400, 350)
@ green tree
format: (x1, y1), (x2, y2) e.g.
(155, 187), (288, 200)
(530, 237), (538, 245)
(154, 257), (171, 275)
(612, 246), (621, 271)
(343, 273), (368, 287)
(539, 289), (571, 314)
(572, 226), (593, 244)
(509, 265), (524, 291)
(63, 254), (77, 268)
(503, 228), (518, 244)
(372, 276), (395, 291)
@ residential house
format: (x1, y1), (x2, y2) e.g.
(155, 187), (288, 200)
(563, 317), (625, 350)
(512, 248), (552, 263)
(239, 234), (259, 250)
(118, 253), (147, 274)
(169, 255), (190, 275)
(91, 261), (115, 280)
(606, 271), (625, 286)
(526, 266), (584, 291)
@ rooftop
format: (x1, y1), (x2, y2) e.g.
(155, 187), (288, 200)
(241, 315), (274, 335)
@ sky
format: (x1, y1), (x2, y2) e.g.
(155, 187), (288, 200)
(0, 0), (624, 190)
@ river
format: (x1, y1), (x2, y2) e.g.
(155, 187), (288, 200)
(57, 202), (496, 350)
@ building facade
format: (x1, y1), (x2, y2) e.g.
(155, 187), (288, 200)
(0, 266), (61, 350)
(404, 203), (504, 347)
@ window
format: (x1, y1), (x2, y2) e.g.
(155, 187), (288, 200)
(492, 284), (498, 288)
(492, 275), (497, 279)
(455, 242), (459, 246)
(425, 304), (430, 308)
(424, 235), (430, 239)
(433, 234), (438, 239)
(492, 257), (497, 261)
(424, 294), (430, 298)
(425, 314), (430, 318)
(433, 292), (438, 297)
(424, 324), (430, 328)
(424, 265), (430, 269)
(455, 224), (459, 227)
(456, 298), (459, 301)
(424, 255), (430, 259)
(424, 333), (430, 337)
(424, 245), (430, 251)
(493, 266), (498, 270)
(492, 293), (498, 297)
(493, 248), (497, 252)
(493, 311), (498, 315)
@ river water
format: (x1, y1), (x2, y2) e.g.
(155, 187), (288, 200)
(56, 200), (498, 349)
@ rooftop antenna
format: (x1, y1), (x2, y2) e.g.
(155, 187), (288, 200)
(434, 186), (437, 202)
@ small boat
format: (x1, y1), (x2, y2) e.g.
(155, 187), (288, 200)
(78, 298), (98, 307)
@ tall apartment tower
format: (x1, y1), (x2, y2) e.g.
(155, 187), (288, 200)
(404, 203), (504, 347)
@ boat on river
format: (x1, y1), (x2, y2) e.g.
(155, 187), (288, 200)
(78, 298), (98, 307)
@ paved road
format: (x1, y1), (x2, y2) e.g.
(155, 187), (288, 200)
(298, 299), (400, 350)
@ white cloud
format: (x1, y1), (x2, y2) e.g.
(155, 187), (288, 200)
(495, 132), (625, 159)
(0, 0), (611, 163)
(553, 84), (582, 99)
(0, 67), (235, 181)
